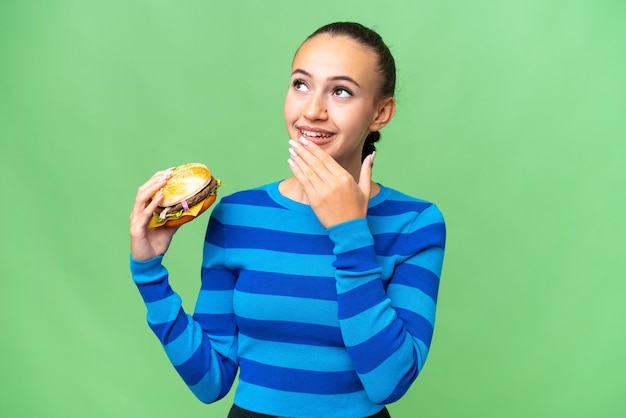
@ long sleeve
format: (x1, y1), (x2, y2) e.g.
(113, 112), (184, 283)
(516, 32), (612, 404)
(329, 203), (446, 404)
(130, 253), (238, 403)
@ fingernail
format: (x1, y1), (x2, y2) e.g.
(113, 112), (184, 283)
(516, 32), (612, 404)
(298, 136), (310, 146)
(287, 158), (295, 167)
(289, 139), (299, 148)
(289, 147), (297, 157)
(371, 151), (376, 164)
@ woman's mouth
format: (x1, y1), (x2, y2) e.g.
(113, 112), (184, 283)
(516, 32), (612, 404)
(298, 128), (335, 145)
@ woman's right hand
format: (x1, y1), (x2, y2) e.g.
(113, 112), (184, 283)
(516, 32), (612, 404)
(130, 168), (180, 260)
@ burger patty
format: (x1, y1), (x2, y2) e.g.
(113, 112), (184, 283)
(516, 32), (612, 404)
(158, 177), (218, 213)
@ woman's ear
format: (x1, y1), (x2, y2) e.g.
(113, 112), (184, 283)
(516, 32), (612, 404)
(369, 97), (396, 132)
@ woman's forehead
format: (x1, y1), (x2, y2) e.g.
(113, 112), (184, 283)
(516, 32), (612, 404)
(293, 34), (377, 81)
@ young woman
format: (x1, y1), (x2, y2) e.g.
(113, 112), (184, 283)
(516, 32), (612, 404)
(130, 22), (446, 418)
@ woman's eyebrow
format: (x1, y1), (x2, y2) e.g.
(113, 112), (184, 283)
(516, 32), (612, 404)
(331, 75), (361, 88)
(291, 69), (361, 88)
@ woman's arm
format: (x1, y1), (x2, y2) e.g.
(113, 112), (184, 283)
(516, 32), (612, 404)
(129, 171), (238, 403)
(329, 204), (446, 404)
(130, 254), (238, 403)
(287, 137), (446, 402)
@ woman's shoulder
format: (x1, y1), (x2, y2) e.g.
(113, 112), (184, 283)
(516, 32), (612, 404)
(373, 185), (446, 247)
(372, 184), (443, 217)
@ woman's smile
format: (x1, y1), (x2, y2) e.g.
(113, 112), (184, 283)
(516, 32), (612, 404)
(298, 126), (336, 145)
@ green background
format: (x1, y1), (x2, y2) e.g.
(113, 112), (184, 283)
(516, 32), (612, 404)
(2, 1), (624, 417)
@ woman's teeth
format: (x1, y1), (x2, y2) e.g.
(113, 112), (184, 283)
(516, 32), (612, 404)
(301, 129), (331, 138)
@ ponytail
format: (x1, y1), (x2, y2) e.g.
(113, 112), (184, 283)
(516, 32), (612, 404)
(362, 131), (381, 162)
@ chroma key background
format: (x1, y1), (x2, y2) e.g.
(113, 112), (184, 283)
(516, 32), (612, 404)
(1, 1), (624, 417)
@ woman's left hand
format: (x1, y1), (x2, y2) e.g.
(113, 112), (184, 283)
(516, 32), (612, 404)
(288, 137), (375, 229)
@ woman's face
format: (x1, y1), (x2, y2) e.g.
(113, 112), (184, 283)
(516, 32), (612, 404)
(284, 34), (388, 169)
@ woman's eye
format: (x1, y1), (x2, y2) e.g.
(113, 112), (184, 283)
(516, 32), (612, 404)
(332, 87), (352, 98)
(292, 80), (308, 92)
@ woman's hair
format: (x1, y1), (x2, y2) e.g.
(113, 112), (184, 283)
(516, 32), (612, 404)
(306, 22), (396, 161)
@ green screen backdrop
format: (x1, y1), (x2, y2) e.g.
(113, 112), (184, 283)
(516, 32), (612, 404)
(1, 1), (625, 417)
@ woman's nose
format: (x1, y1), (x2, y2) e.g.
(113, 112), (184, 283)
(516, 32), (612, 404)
(303, 94), (328, 121)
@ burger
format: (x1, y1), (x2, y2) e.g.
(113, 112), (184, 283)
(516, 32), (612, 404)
(148, 163), (220, 228)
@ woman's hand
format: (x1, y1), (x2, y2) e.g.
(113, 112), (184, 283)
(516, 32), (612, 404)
(130, 168), (180, 260)
(288, 137), (375, 229)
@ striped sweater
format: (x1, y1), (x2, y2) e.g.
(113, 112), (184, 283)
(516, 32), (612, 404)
(130, 181), (446, 418)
